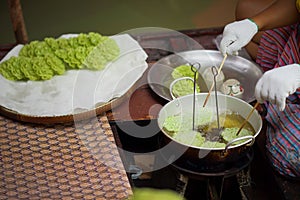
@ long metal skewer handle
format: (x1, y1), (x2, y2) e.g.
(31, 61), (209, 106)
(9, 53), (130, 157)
(203, 53), (228, 107)
(211, 66), (220, 129)
(190, 63), (201, 130)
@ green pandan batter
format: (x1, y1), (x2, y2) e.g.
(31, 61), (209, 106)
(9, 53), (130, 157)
(0, 32), (120, 81)
(171, 64), (200, 97)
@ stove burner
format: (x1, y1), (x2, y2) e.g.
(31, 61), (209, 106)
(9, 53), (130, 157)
(172, 149), (254, 200)
(157, 136), (254, 199)
(172, 148), (254, 177)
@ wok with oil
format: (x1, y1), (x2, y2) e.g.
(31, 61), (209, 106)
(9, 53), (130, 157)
(157, 93), (262, 165)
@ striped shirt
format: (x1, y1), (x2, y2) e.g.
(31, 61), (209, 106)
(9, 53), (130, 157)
(256, 22), (300, 178)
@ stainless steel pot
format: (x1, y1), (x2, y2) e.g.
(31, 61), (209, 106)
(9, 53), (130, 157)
(157, 93), (262, 165)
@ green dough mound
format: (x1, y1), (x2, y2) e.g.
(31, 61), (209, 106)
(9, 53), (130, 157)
(19, 41), (54, 57)
(0, 55), (65, 81)
(162, 109), (255, 149)
(221, 127), (253, 145)
(163, 115), (183, 133)
(172, 79), (200, 98)
(162, 108), (213, 134)
(128, 188), (185, 200)
(173, 130), (205, 147)
(171, 64), (198, 79)
(0, 32), (120, 81)
(83, 38), (120, 70)
(171, 64), (200, 97)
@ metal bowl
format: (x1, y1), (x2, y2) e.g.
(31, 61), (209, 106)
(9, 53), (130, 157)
(147, 50), (263, 103)
(157, 93), (263, 165)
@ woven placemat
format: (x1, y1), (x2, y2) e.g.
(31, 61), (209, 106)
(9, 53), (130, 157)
(0, 114), (132, 199)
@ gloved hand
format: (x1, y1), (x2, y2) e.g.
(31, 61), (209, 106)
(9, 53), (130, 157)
(220, 19), (258, 56)
(255, 64), (300, 111)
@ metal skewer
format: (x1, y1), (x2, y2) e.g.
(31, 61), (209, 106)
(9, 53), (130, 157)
(190, 62), (201, 130)
(211, 66), (220, 130)
(203, 53), (228, 107)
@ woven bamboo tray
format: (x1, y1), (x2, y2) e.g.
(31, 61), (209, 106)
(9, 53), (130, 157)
(0, 79), (138, 125)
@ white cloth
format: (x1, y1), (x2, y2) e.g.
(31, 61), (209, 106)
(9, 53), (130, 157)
(0, 34), (148, 116)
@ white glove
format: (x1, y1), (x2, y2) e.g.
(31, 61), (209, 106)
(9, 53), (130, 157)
(255, 64), (300, 111)
(220, 19), (258, 56)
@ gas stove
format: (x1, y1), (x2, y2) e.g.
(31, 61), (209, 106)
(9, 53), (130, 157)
(154, 131), (255, 199)
(172, 148), (254, 178)
(169, 149), (254, 200)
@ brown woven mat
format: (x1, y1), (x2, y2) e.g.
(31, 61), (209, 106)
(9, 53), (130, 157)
(0, 114), (132, 199)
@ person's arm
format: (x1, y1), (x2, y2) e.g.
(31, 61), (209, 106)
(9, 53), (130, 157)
(220, 0), (300, 56)
(251, 0), (300, 31)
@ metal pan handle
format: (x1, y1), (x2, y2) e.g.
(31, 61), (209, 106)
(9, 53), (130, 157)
(169, 77), (195, 100)
(224, 135), (255, 152)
